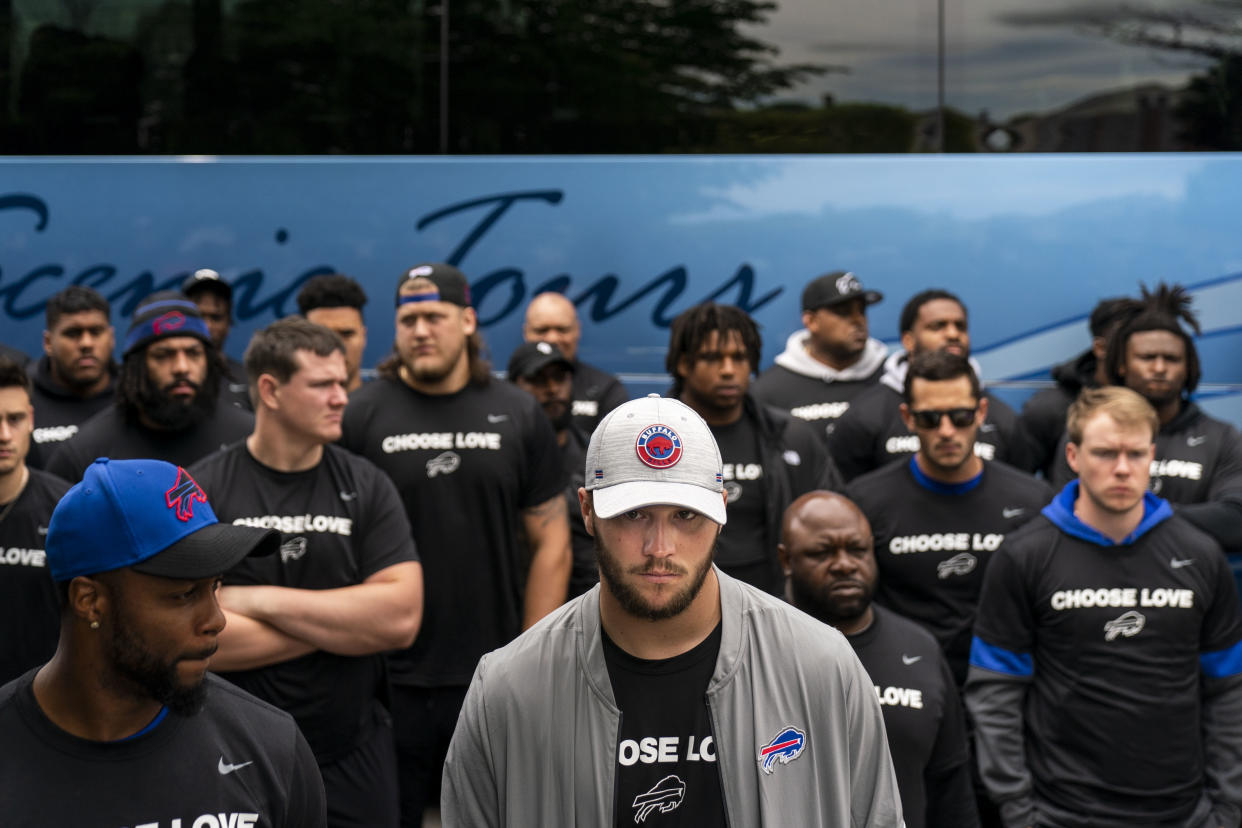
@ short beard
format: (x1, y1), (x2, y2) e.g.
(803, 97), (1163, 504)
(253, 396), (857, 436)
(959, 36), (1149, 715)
(788, 573), (873, 629)
(105, 603), (210, 717)
(594, 533), (714, 621)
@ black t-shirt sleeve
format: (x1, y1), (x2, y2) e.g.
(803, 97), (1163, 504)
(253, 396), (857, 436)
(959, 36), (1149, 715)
(1201, 543), (1242, 656)
(520, 400), (568, 509)
(281, 726), (328, 828)
(972, 536), (1037, 659)
(357, 459), (420, 577)
(826, 398), (877, 482)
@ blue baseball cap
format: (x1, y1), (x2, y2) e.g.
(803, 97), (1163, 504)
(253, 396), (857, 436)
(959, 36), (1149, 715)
(46, 458), (279, 582)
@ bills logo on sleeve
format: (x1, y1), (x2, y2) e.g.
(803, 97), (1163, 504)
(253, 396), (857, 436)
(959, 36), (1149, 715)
(636, 424), (683, 469)
(758, 726), (806, 774)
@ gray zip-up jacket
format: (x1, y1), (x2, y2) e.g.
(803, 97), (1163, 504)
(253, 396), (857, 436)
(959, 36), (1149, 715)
(442, 569), (905, 827)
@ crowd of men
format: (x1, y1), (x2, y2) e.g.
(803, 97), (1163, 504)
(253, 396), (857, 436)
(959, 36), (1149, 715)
(1, 264), (1240, 828)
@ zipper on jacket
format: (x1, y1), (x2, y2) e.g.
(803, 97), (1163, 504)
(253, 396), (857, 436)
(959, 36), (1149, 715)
(611, 710), (623, 826)
(706, 695), (732, 827)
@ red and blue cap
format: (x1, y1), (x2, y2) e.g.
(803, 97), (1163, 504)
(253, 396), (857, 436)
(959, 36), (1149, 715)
(46, 458), (279, 582)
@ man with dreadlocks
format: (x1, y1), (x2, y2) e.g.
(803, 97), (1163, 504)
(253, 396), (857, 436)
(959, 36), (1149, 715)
(46, 291), (253, 482)
(665, 302), (842, 594)
(1051, 283), (1242, 555)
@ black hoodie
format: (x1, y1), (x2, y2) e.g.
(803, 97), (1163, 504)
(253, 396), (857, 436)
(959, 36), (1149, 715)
(25, 355), (116, 470)
(1019, 349), (1098, 479)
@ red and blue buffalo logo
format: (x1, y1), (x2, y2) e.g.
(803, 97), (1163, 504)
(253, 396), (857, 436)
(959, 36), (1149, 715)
(758, 726), (806, 774)
(635, 424), (683, 469)
(152, 311), (187, 335)
(165, 466), (208, 522)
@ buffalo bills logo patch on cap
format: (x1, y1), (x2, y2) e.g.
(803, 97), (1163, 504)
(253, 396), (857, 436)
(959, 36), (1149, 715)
(758, 726), (806, 774)
(165, 466), (207, 522)
(635, 424), (683, 469)
(153, 311), (186, 335)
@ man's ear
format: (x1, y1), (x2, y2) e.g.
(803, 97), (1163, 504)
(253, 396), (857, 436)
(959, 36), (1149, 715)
(776, 543), (790, 576)
(1066, 441), (1080, 475)
(255, 373), (281, 410)
(578, 488), (595, 536)
(976, 396), (989, 426)
(900, 402), (913, 432)
(461, 307), (479, 336)
(900, 330), (916, 354)
(70, 575), (107, 628)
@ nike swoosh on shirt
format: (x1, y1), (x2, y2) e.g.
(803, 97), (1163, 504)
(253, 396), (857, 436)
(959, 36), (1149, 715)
(218, 757), (254, 775)
(1171, 558), (1195, 568)
(1187, 435), (1207, 447)
(339, 491), (358, 501)
(487, 414), (509, 423)
(902, 655), (922, 665)
(1002, 508), (1025, 519)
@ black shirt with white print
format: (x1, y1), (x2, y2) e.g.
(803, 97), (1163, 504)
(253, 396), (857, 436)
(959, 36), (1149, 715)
(25, 355), (116, 470)
(571, 359), (629, 434)
(191, 442), (418, 763)
(604, 622), (726, 828)
(340, 376), (564, 687)
(848, 605), (977, 828)
(711, 415), (769, 572)
(45, 400), (253, 482)
(0, 671), (326, 828)
(847, 457), (1051, 684)
(969, 484), (1242, 828)
(0, 468), (69, 685)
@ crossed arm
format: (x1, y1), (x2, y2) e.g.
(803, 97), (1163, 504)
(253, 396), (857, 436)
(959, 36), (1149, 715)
(211, 561), (424, 671)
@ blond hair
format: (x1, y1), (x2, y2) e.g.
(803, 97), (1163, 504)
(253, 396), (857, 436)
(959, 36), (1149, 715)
(1066, 386), (1159, 445)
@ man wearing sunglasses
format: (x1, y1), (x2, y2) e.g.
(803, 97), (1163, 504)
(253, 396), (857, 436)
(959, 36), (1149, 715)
(846, 351), (1051, 686)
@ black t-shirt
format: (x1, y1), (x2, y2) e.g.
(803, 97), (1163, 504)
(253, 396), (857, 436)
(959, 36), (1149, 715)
(848, 605), (976, 828)
(190, 443), (418, 762)
(45, 401), (254, 482)
(0, 671), (326, 828)
(604, 622), (726, 828)
(26, 356), (116, 470)
(219, 354), (254, 411)
(828, 384), (1033, 482)
(0, 469), (69, 685)
(751, 363), (883, 444)
(561, 423), (599, 598)
(571, 359), (629, 434)
(712, 415), (769, 569)
(848, 457), (1052, 683)
(340, 376), (565, 686)
(974, 499), (1242, 825)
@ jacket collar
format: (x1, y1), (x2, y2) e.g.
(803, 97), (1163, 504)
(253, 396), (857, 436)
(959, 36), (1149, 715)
(1041, 480), (1173, 547)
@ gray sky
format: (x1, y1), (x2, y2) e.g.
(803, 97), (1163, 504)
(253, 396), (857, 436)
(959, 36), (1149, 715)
(748, 0), (1227, 119)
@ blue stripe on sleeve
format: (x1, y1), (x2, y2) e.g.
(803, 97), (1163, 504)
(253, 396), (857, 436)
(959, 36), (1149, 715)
(1201, 640), (1242, 679)
(969, 636), (1034, 677)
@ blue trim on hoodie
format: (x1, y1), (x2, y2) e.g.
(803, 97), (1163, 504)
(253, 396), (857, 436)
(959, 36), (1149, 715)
(1040, 481), (1173, 547)
(970, 637), (1034, 677)
(1202, 641), (1242, 679)
(908, 455), (984, 495)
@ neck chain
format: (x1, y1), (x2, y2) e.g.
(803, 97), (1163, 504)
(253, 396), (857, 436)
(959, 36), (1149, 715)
(0, 466), (30, 525)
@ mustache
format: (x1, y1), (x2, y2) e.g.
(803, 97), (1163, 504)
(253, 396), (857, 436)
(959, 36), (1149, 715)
(630, 562), (688, 577)
(161, 378), (200, 393)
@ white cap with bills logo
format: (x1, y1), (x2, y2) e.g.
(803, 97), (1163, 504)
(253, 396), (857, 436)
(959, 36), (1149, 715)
(585, 394), (727, 525)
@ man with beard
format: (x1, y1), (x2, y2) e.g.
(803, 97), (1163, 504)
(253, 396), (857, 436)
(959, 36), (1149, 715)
(779, 490), (978, 828)
(753, 271), (888, 442)
(1049, 284), (1242, 557)
(183, 268), (251, 409)
(46, 291), (253, 481)
(442, 396), (903, 827)
(666, 302), (842, 594)
(846, 352), (1051, 684)
(26, 286), (117, 469)
(828, 289), (1034, 482)
(0, 358), (70, 685)
(340, 263), (569, 827)
(968, 387), (1242, 828)
(508, 340), (599, 597)
(522, 291), (628, 433)
(0, 457), (325, 826)
(193, 318), (423, 828)
(1019, 296), (1136, 478)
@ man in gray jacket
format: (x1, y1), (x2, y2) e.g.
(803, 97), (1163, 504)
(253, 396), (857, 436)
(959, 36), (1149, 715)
(442, 395), (904, 826)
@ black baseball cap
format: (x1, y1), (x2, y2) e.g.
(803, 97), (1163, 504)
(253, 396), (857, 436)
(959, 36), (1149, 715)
(508, 341), (574, 382)
(181, 268), (233, 303)
(802, 271), (883, 312)
(396, 263), (472, 308)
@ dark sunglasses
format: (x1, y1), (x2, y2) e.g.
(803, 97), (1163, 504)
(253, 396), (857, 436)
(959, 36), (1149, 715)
(909, 407), (977, 429)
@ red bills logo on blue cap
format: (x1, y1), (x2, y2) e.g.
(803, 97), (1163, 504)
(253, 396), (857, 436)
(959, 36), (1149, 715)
(635, 424), (683, 469)
(153, 311), (186, 335)
(165, 466), (207, 522)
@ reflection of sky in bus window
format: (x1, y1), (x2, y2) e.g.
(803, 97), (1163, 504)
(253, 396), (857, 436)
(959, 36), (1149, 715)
(745, 0), (1219, 119)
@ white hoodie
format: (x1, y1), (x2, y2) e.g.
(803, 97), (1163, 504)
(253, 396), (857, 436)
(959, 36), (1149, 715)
(773, 329), (888, 383)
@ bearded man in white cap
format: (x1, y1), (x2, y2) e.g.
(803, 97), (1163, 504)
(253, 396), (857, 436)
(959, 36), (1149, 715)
(441, 395), (903, 827)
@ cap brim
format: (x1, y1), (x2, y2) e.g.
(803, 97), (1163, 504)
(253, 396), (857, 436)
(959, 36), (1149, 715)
(513, 355), (574, 380)
(808, 290), (884, 310)
(132, 523), (280, 580)
(592, 480), (727, 525)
